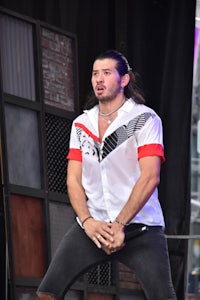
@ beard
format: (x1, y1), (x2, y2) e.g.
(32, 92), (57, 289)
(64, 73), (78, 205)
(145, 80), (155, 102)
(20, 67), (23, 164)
(98, 95), (113, 103)
(96, 86), (121, 103)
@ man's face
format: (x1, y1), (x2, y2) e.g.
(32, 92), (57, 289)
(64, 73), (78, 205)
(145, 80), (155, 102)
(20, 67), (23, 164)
(91, 58), (122, 102)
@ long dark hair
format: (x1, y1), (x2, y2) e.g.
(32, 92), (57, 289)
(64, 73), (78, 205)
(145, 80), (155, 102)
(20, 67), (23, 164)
(83, 50), (146, 110)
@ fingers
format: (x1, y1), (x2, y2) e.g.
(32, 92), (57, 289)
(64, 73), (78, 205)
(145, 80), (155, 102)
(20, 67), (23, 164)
(92, 233), (125, 255)
(92, 236), (101, 249)
(96, 233), (110, 247)
(102, 245), (124, 255)
(89, 220), (125, 252)
(95, 224), (114, 243)
(92, 232), (112, 249)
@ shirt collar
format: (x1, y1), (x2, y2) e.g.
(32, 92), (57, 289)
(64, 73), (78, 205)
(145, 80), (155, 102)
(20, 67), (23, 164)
(83, 98), (135, 136)
(83, 97), (134, 115)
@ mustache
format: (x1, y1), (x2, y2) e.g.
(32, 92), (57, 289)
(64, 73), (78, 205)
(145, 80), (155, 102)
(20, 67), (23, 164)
(95, 84), (105, 90)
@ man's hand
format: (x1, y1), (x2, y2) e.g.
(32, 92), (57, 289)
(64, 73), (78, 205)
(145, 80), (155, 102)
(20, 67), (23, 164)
(102, 221), (125, 255)
(84, 218), (125, 255)
(83, 218), (114, 249)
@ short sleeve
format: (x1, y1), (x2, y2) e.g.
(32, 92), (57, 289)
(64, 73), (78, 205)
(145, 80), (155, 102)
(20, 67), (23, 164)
(66, 122), (82, 162)
(136, 115), (165, 162)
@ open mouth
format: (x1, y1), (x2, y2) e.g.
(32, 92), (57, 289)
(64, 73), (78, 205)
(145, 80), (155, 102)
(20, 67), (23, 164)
(96, 85), (105, 94)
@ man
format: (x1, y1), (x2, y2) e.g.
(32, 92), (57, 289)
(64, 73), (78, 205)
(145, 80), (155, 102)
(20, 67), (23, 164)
(37, 50), (177, 300)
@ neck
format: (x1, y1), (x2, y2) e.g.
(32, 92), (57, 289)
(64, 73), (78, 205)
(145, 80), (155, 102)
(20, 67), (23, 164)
(98, 97), (126, 117)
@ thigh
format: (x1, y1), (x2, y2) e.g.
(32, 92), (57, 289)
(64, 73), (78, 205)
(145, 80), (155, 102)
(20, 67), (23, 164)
(117, 227), (177, 300)
(37, 222), (108, 300)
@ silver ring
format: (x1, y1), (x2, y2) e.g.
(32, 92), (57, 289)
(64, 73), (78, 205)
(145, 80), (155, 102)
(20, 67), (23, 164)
(97, 234), (101, 239)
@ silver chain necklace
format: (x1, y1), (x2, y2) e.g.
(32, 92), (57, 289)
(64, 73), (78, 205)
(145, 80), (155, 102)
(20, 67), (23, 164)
(99, 115), (112, 124)
(98, 98), (126, 124)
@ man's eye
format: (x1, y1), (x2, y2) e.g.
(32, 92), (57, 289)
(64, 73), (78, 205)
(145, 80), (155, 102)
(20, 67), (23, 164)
(104, 71), (110, 75)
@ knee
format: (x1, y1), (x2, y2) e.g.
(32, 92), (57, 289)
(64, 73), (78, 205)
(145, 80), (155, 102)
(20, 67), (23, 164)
(37, 292), (55, 300)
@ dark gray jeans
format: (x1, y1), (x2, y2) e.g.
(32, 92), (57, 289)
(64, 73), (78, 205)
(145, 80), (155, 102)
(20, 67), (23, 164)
(37, 222), (177, 300)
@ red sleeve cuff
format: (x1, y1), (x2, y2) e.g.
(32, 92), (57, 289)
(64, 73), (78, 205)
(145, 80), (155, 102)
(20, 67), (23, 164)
(138, 144), (165, 163)
(67, 148), (82, 162)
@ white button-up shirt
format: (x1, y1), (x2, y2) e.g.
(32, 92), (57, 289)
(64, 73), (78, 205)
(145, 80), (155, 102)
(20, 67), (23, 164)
(67, 98), (165, 227)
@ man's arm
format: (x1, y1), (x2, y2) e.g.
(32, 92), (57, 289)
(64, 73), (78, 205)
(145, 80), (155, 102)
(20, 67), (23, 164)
(105, 155), (161, 254)
(66, 159), (114, 249)
(66, 160), (90, 223)
(116, 155), (161, 225)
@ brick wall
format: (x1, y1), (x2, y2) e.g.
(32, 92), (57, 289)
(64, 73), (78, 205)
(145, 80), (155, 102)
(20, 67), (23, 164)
(41, 27), (75, 112)
(118, 263), (143, 291)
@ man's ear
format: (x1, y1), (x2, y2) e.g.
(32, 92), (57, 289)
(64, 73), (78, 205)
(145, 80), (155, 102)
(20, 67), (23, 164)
(121, 73), (130, 88)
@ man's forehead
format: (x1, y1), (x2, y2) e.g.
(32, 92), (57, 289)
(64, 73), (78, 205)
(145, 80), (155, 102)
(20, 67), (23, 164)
(93, 58), (117, 70)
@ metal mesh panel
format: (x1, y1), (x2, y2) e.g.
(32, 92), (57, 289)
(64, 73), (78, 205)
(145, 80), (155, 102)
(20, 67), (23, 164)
(49, 201), (75, 256)
(87, 262), (113, 286)
(45, 113), (72, 193)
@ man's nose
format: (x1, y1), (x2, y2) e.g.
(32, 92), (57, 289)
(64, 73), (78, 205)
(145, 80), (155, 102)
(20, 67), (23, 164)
(96, 74), (104, 83)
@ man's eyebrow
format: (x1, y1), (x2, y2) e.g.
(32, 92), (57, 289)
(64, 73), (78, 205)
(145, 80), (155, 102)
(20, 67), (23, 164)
(92, 68), (112, 72)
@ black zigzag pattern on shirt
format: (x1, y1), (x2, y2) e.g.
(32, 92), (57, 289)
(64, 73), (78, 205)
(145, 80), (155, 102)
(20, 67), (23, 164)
(76, 126), (100, 159)
(102, 112), (154, 159)
(76, 126), (82, 138)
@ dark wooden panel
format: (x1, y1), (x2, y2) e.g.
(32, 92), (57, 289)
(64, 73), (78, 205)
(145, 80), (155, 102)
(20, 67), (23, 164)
(10, 194), (45, 277)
